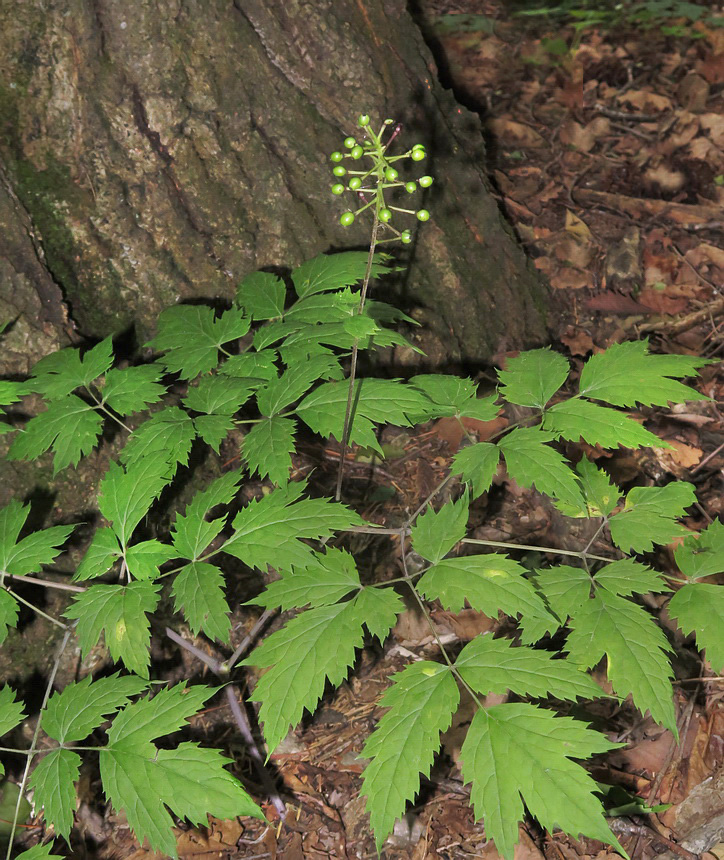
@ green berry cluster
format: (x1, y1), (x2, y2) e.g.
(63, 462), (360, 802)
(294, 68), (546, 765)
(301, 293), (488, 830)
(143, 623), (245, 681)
(329, 115), (433, 243)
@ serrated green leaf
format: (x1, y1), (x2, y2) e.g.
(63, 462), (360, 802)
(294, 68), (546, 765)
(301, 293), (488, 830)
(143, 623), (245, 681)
(237, 271), (286, 320)
(183, 375), (254, 416)
(544, 399), (667, 449)
(418, 555), (553, 640)
(579, 340), (709, 407)
(535, 565), (592, 625)
(595, 559), (667, 596)
(285, 288), (359, 323)
(498, 427), (584, 510)
(74, 528), (122, 581)
(101, 364), (166, 415)
(674, 520), (724, 580)
(668, 583), (724, 673)
(120, 407), (196, 471)
(498, 348), (569, 409)
(0, 499), (74, 577)
(609, 482), (695, 553)
(257, 355), (341, 417)
(0, 591), (18, 644)
(408, 374), (476, 416)
(460, 704), (621, 860)
(242, 416), (296, 486)
(125, 539), (176, 581)
(148, 305), (250, 379)
(291, 252), (387, 299)
(576, 457), (620, 517)
(28, 750), (81, 841)
(248, 548), (360, 610)
(65, 582), (161, 678)
(455, 636), (604, 701)
(253, 320), (298, 351)
(29, 337), (114, 399)
(223, 482), (363, 573)
(98, 459), (174, 548)
(219, 351), (278, 385)
(411, 494), (468, 564)
(567, 588), (675, 732)
(171, 471), (240, 560)
(0, 381), (28, 406)
(452, 442), (500, 499)
(172, 562), (231, 643)
(242, 601), (367, 752)
(100, 684), (263, 858)
(297, 379), (431, 455)
(194, 413), (235, 451)
(8, 395), (103, 472)
(0, 685), (25, 736)
(361, 662), (459, 849)
(43, 674), (148, 743)
(354, 586), (404, 641)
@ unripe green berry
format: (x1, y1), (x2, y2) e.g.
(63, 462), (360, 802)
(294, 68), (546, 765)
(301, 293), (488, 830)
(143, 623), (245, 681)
(348, 176), (362, 190)
(340, 211), (355, 226)
(384, 167), (399, 181)
(351, 145), (363, 159)
(330, 151), (344, 162)
(400, 230), (412, 244)
(344, 137), (356, 149)
(379, 208), (392, 223)
(416, 209), (430, 221)
(384, 118), (394, 124)
(418, 175), (434, 188)
(410, 149), (426, 162)
(405, 181), (417, 194)
(358, 114), (370, 127)
(412, 143), (425, 151)
(331, 183), (345, 195)
(332, 165), (347, 177)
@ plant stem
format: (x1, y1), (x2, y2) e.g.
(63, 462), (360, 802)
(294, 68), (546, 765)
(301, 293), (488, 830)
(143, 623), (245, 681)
(334, 209), (381, 502)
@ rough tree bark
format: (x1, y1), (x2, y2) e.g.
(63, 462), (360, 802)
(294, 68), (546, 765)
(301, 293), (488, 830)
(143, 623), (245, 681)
(0, 0), (550, 376)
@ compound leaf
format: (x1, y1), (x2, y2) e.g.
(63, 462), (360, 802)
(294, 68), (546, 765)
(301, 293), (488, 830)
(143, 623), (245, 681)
(257, 355), (340, 417)
(361, 662), (459, 849)
(101, 365), (166, 415)
(594, 559), (667, 597)
(291, 252), (387, 299)
(171, 471), (240, 561)
(498, 348), (569, 409)
(172, 562), (231, 643)
(248, 548), (360, 610)
(193, 413), (235, 452)
(418, 555), (553, 642)
(668, 583), (724, 673)
(224, 482), (363, 573)
(100, 684), (263, 858)
(125, 539), (176, 581)
(8, 395), (103, 472)
(16, 841), (65, 859)
(579, 340), (708, 407)
(219, 351), (278, 385)
(567, 588), (675, 733)
(242, 601), (367, 752)
(409, 375), (499, 422)
(534, 565), (592, 626)
(497, 428), (584, 510)
(410, 494), (468, 564)
(236, 271), (286, 320)
(452, 442), (500, 499)
(0, 591), (18, 645)
(460, 704), (621, 860)
(29, 749), (81, 841)
(43, 674), (148, 743)
(28, 337), (114, 399)
(575, 457), (620, 517)
(98, 459), (173, 548)
(0, 499), (74, 577)
(120, 407), (196, 472)
(148, 305), (250, 379)
(242, 416), (296, 486)
(74, 528), (122, 581)
(674, 520), (724, 580)
(65, 582), (161, 678)
(609, 483), (695, 554)
(353, 586), (404, 642)
(183, 375), (254, 416)
(543, 399), (666, 449)
(0, 685), (25, 737)
(455, 636), (604, 701)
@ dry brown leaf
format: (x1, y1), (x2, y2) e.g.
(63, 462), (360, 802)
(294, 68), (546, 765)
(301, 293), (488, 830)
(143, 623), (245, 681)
(638, 286), (689, 315)
(657, 439), (703, 468)
(564, 209), (593, 240)
(554, 235), (595, 269)
(560, 327), (595, 355)
(551, 266), (594, 290)
(487, 118), (546, 148)
(620, 89), (673, 112)
(700, 113), (724, 146)
(559, 116), (610, 152)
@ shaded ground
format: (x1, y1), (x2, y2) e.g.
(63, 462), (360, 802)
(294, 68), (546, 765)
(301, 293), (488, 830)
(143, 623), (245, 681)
(12, 2), (724, 858)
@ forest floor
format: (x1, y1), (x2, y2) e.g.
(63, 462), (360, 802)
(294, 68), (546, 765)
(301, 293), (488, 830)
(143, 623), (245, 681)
(23, 3), (724, 860)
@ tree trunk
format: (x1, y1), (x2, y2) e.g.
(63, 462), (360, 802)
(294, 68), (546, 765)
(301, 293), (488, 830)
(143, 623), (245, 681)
(0, 0), (549, 374)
